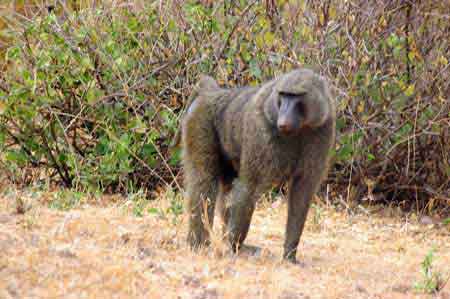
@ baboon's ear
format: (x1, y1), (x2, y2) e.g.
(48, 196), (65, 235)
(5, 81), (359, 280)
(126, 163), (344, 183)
(276, 85), (307, 96)
(197, 75), (219, 91)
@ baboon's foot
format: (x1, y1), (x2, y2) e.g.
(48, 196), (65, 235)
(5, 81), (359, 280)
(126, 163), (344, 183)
(187, 230), (210, 250)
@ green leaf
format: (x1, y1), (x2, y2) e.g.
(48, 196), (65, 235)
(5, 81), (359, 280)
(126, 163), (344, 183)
(249, 59), (262, 79)
(86, 88), (104, 105)
(148, 207), (159, 215)
(404, 84), (415, 97)
(337, 144), (353, 161)
(0, 131), (6, 146)
(263, 31), (275, 47)
(127, 17), (141, 32)
(169, 148), (181, 166)
(6, 46), (21, 60)
(58, 153), (68, 164)
(5, 150), (28, 166)
(81, 56), (94, 71)
(167, 19), (177, 32)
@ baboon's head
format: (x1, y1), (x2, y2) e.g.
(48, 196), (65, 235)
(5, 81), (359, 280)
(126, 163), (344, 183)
(264, 69), (331, 135)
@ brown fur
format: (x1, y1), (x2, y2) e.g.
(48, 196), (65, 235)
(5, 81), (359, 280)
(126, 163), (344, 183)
(182, 69), (336, 263)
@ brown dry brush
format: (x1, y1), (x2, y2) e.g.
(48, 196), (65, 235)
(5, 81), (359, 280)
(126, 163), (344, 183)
(0, 0), (448, 212)
(318, 1), (450, 212)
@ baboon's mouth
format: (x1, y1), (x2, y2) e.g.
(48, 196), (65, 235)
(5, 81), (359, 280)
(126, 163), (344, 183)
(278, 127), (298, 136)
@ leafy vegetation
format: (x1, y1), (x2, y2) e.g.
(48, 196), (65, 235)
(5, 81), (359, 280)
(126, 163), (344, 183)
(148, 189), (184, 224)
(0, 1), (448, 211)
(414, 248), (449, 294)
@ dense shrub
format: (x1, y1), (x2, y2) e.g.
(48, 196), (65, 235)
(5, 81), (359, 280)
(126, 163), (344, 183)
(0, 1), (448, 211)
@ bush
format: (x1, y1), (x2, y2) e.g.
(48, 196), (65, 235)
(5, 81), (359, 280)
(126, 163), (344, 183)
(1, 4), (186, 192)
(0, 1), (448, 210)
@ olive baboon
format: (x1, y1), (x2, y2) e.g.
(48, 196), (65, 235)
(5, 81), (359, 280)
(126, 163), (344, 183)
(181, 69), (336, 263)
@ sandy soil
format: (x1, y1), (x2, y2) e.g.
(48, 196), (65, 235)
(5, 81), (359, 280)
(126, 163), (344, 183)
(0, 190), (449, 299)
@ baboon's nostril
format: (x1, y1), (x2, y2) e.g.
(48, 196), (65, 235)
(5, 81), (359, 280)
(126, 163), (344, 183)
(278, 122), (293, 134)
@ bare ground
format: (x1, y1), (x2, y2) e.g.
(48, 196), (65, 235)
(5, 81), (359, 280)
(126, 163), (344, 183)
(0, 190), (449, 299)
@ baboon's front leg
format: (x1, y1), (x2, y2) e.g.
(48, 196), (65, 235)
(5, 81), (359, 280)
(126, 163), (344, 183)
(283, 166), (328, 263)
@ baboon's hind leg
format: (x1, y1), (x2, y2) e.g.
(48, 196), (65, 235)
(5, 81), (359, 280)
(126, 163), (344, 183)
(216, 193), (229, 224)
(216, 181), (232, 238)
(183, 109), (221, 249)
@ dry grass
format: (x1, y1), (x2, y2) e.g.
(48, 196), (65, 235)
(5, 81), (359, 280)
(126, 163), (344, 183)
(0, 189), (449, 299)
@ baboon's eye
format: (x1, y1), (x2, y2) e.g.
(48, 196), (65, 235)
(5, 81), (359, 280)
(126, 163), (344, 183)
(277, 97), (282, 108)
(279, 92), (298, 98)
(296, 102), (306, 116)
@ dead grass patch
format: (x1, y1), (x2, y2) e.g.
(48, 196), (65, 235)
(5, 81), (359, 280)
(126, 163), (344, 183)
(0, 189), (449, 299)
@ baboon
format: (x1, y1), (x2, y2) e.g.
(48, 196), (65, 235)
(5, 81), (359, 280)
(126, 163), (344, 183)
(181, 69), (336, 263)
